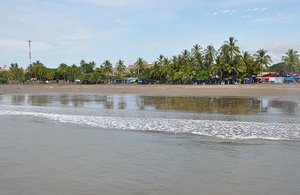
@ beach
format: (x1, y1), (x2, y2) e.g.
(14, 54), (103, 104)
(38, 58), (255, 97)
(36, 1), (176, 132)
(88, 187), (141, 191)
(1, 86), (300, 194)
(1, 83), (300, 97)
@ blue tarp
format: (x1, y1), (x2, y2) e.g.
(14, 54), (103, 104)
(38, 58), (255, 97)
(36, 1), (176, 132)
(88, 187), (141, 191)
(284, 77), (294, 81)
(244, 78), (253, 84)
(275, 77), (284, 84)
(125, 79), (137, 84)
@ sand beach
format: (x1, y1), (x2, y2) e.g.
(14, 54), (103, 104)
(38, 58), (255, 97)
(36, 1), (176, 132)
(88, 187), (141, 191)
(1, 84), (300, 194)
(1, 83), (300, 97)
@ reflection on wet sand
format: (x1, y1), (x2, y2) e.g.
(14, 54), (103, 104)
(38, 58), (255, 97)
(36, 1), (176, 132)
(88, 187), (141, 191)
(27, 95), (53, 106)
(1, 94), (299, 115)
(138, 96), (261, 114)
(118, 96), (127, 110)
(11, 95), (25, 105)
(138, 96), (299, 114)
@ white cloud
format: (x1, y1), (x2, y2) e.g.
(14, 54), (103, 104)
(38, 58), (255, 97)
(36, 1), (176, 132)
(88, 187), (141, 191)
(245, 7), (268, 13)
(222, 9), (231, 14)
(208, 8), (239, 16)
(266, 42), (300, 63)
(252, 7), (268, 12)
(260, 7), (268, 11)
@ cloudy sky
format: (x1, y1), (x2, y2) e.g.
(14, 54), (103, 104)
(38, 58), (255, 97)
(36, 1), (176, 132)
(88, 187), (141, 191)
(1, 0), (299, 68)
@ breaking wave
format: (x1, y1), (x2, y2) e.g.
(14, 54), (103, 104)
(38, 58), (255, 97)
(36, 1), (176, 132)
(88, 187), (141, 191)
(1, 108), (300, 140)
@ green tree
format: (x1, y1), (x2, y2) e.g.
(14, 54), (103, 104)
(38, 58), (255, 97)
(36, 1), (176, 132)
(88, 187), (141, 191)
(135, 57), (147, 76)
(0, 70), (9, 84)
(204, 45), (216, 70)
(150, 61), (161, 82)
(44, 68), (55, 81)
(102, 60), (113, 76)
(116, 60), (126, 75)
(80, 60), (95, 74)
(282, 49), (300, 74)
(210, 56), (224, 83)
(254, 49), (272, 74)
(69, 64), (82, 82)
(192, 44), (204, 72)
(224, 37), (240, 58)
(217, 37), (244, 81)
(27, 61), (46, 81)
(159, 56), (171, 83)
(269, 62), (289, 76)
(241, 51), (257, 76)
(9, 63), (24, 83)
(57, 63), (69, 80)
(89, 68), (105, 84)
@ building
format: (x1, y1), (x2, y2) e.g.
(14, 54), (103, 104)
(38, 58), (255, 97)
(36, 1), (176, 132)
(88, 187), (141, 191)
(258, 72), (279, 82)
(0, 65), (8, 72)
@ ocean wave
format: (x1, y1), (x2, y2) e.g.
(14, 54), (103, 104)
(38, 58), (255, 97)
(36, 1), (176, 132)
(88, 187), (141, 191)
(1, 109), (300, 140)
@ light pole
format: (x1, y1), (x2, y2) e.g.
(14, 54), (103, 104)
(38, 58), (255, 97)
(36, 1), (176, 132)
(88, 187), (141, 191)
(28, 40), (32, 66)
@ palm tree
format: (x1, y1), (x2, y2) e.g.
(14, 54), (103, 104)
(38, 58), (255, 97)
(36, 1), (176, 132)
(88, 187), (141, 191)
(224, 37), (240, 58)
(170, 55), (180, 73)
(70, 64), (82, 81)
(102, 60), (113, 76)
(192, 44), (204, 72)
(9, 63), (20, 81)
(57, 63), (69, 80)
(254, 49), (272, 74)
(192, 44), (202, 56)
(26, 64), (36, 79)
(241, 51), (257, 76)
(80, 60), (95, 74)
(116, 60), (126, 75)
(158, 54), (165, 65)
(181, 49), (192, 78)
(44, 71), (54, 81)
(160, 57), (171, 82)
(181, 49), (191, 68)
(282, 49), (300, 74)
(29, 61), (46, 81)
(135, 57), (147, 75)
(150, 61), (161, 81)
(210, 56), (224, 82)
(231, 55), (246, 79)
(204, 45), (216, 69)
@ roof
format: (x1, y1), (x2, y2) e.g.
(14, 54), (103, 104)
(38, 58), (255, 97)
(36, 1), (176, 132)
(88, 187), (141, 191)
(260, 73), (278, 78)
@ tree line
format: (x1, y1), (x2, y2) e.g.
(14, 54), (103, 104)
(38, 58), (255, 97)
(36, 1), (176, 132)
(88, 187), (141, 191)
(1, 37), (299, 84)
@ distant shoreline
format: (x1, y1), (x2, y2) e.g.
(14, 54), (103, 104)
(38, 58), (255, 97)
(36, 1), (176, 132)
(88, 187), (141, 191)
(1, 84), (300, 98)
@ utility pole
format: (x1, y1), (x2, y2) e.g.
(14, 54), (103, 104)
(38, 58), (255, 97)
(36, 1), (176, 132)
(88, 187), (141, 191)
(28, 40), (32, 66)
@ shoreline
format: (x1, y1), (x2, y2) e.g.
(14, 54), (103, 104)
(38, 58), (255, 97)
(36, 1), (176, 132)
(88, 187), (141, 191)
(1, 84), (300, 97)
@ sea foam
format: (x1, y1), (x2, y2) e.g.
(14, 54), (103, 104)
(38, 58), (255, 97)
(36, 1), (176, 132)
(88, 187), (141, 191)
(1, 109), (299, 140)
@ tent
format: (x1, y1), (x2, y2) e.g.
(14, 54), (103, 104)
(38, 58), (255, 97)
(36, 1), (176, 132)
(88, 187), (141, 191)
(274, 77), (284, 84)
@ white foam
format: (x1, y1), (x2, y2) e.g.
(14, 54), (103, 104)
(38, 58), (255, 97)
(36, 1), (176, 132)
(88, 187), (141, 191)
(1, 109), (300, 140)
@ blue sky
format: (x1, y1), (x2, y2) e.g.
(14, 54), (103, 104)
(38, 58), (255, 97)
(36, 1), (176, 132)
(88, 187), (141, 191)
(1, 0), (299, 68)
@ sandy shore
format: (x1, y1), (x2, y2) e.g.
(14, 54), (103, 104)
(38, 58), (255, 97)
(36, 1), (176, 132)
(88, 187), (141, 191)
(1, 84), (300, 97)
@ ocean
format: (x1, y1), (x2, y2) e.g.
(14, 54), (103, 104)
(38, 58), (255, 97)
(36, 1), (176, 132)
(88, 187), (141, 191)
(0, 94), (300, 194)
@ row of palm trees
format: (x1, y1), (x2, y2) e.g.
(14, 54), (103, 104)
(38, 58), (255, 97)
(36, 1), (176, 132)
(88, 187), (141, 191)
(137, 37), (275, 84)
(1, 37), (299, 84)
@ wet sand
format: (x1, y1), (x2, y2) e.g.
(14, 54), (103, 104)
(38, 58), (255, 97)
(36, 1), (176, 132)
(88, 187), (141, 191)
(1, 90), (300, 195)
(1, 84), (300, 97)
(1, 94), (300, 194)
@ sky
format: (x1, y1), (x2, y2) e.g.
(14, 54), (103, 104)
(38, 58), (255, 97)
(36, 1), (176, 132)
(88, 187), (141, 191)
(1, 0), (300, 68)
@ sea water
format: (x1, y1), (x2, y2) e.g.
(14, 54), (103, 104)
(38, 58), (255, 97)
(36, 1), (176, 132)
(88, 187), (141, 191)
(0, 94), (300, 194)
